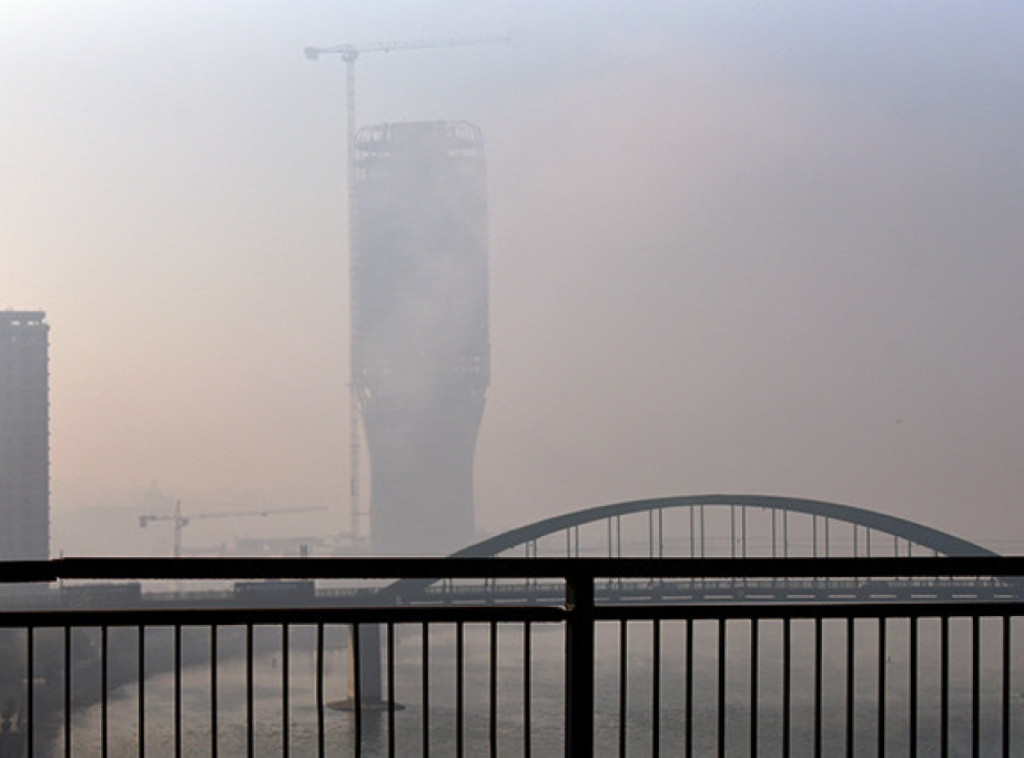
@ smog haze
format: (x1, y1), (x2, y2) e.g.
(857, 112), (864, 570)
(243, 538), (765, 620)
(3, 2), (1023, 554)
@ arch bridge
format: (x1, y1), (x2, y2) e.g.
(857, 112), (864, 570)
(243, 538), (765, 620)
(393, 495), (1004, 604)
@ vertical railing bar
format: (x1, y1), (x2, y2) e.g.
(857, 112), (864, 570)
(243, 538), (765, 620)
(524, 621), (532, 758)
(489, 621), (498, 758)
(750, 619), (759, 758)
(771, 510), (777, 559)
(619, 620), (627, 758)
(940, 615), (949, 758)
(825, 517), (831, 557)
(910, 617), (918, 758)
(26, 627), (34, 758)
(565, 570), (595, 758)
(456, 621), (464, 758)
(101, 625), (108, 758)
(653, 619), (661, 758)
(387, 622), (396, 758)
(972, 615), (980, 758)
(316, 622), (325, 758)
(783, 510), (788, 558)
(717, 618), (726, 758)
(282, 624), (290, 758)
(246, 623), (254, 758)
(138, 625), (145, 758)
(878, 617), (886, 758)
(174, 624), (182, 758)
(815, 617), (823, 758)
(211, 626), (218, 758)
(783, 618), (791, 757)
(846, 617), (855, 758)
(352, 624), (362, 758)
(685, 617), (693, 758)
(1002, 615), (1010, 758)
(63, 625), (71, 758)
(422, 623), (430, 758)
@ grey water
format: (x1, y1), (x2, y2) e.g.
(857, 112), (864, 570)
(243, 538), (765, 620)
(35, 618), (1024, 756)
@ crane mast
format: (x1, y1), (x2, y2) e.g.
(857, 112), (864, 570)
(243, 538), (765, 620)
(304, 34), (510, 549)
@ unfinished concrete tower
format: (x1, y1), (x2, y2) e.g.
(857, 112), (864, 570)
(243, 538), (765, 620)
(352, 121), (489, 555)
(0, 311), (50, 560)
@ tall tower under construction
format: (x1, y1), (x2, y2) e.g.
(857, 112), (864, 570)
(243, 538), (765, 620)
(352, 121), (489, 555)
(0, 311), (50, 560)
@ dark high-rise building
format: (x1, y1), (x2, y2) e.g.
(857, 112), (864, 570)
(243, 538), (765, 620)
(0, 311), (50, 560)
(352, 121), (489, 555)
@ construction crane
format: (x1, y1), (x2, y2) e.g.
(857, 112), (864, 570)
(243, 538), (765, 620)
(304, 36), (512, 162)
(304, 34), (511, 547)
(139, 500), (327, 558)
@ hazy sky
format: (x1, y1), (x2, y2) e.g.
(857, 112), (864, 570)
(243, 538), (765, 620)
(3, 2), (1023, 553)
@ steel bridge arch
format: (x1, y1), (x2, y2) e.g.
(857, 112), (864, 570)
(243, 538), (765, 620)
(453, 494), (995, 559)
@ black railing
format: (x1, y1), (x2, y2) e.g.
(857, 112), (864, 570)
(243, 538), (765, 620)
(0, 556), (1022, 756)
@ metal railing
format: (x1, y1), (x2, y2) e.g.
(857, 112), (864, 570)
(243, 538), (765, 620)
(0, 556), (1022, 756)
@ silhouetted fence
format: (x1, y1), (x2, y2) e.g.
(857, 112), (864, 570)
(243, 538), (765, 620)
(0, 556), (1022, 756)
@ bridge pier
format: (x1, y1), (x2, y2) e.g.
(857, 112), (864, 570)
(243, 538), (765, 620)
(350, 624), (383, 704)
(331, 624), (387, 711)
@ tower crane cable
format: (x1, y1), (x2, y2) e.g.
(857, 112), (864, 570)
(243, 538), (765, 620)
(304, 34), (511, 549)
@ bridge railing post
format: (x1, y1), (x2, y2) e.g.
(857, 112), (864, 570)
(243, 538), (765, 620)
(565, 567), (595, 757)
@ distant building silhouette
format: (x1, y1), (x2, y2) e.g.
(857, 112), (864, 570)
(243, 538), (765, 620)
(353, 122), (490, 555)
(0, 311), (49, 560)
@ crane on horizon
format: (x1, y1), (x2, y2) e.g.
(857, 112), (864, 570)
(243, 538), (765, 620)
(139, 500), (328, 558)
(304, 34), (511, 547)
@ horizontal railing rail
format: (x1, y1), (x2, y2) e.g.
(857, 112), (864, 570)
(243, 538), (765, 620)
(2, 555), (1024, 582)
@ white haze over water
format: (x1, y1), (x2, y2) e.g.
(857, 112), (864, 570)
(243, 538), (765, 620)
(2, 2), (1023, 553)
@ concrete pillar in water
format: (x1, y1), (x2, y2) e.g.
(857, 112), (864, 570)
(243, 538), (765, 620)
(345, 625), (383, 706)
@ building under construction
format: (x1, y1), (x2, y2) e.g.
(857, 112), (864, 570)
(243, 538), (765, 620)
(0, 311), (50, 560)
(352, 121), (489, 555)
